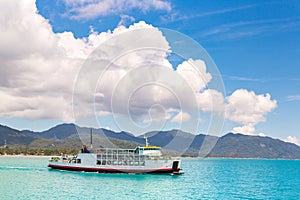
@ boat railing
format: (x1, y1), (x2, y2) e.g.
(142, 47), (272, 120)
(93, 148), (137, 156)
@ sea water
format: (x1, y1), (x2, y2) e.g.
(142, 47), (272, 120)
(0, 157), (299, 200)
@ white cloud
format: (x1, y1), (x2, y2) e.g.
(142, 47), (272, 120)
(0, 0), (192, 128)
(176, 59), (224, 114)
(0, 0), (278, 136)
(176, 59), (212, 91)
(226, 89), (277, 136)
(63, 0), (171, 20)
(231, 124), (266, 136)
(97, 111), (111, 116)
(118, 14), (135, 27)
(286, 95), (300, 102)
(171, 112), (191, 123)
(0, 0), (176, 125)
(0, 0), (145, 122)
(284, 136), (300, 146)
(196, 89), (225, 113)
(257, 132), (266, 137)
(226, 89), (277, 124)
(0, 0), (79, 121)
(232, 124), (255, 135)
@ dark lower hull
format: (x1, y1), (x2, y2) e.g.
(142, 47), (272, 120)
(48, 164), (182, 174)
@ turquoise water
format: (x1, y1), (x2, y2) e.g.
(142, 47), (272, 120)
(0, 157), (300, 199)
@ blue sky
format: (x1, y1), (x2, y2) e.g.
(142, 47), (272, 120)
(0, 0), (299, 144)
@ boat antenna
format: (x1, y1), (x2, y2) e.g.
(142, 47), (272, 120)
(90, 128), (93, 149)
(144, 135), (149, 147)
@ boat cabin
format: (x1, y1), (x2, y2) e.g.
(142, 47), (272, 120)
(135, 146), (162, 156)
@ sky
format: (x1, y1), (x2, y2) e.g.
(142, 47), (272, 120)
(0, 0), (299, 145)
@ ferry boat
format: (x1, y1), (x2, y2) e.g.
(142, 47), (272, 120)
(48, 137), (184, 175)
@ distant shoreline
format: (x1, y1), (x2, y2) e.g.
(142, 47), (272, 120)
(1, 154), (299, 161)
(183, 156), (300, 161)
(0, 154), (54, 158)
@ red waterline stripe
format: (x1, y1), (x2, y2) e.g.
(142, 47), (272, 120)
(48, 164), (174, 174)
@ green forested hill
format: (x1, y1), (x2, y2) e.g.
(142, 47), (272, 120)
(1, 124), (300, 159)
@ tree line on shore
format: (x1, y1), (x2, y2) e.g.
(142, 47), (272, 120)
(0, 146), (79, 156)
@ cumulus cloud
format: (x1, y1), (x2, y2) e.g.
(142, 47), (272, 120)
(196, 89), (225, 113)
(176, 59), (212, 91)
(0, 0), (78, 121)
(175, 59), (225, 114)
(118, 14), (135, 27)
(284, 136), (300, 146)
(0, 0), (278, 136)
(171, 112), (191, 123)
(226, 89), (277, 124)
(0, 0), (208, 129)
(63, 0), (172, 20)
(231, 124), (265, 136)
(227, 89), (277, 135)
(0, 0), (155, 122)
(73, 23), (175, 119)
(232, 124), (256, 135)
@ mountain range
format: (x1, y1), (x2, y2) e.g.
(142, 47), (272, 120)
(1, 123), (300, 159)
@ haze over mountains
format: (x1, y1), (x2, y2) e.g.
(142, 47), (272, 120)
(1, 123), (300, 159)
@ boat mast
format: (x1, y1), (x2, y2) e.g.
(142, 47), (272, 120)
(144, 135), (149, 147)
(90, 128), (93, 149)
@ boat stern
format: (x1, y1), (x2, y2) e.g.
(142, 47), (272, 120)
(171, 159), (184, 175)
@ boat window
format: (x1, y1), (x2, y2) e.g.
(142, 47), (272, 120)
(145, 148), (160, 150)
(76, 159), (81, 164)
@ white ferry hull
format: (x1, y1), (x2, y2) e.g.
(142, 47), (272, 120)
(48, 163), (175, 174)
(48, 144), (184, 174)
(48, 152), (183, 174)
